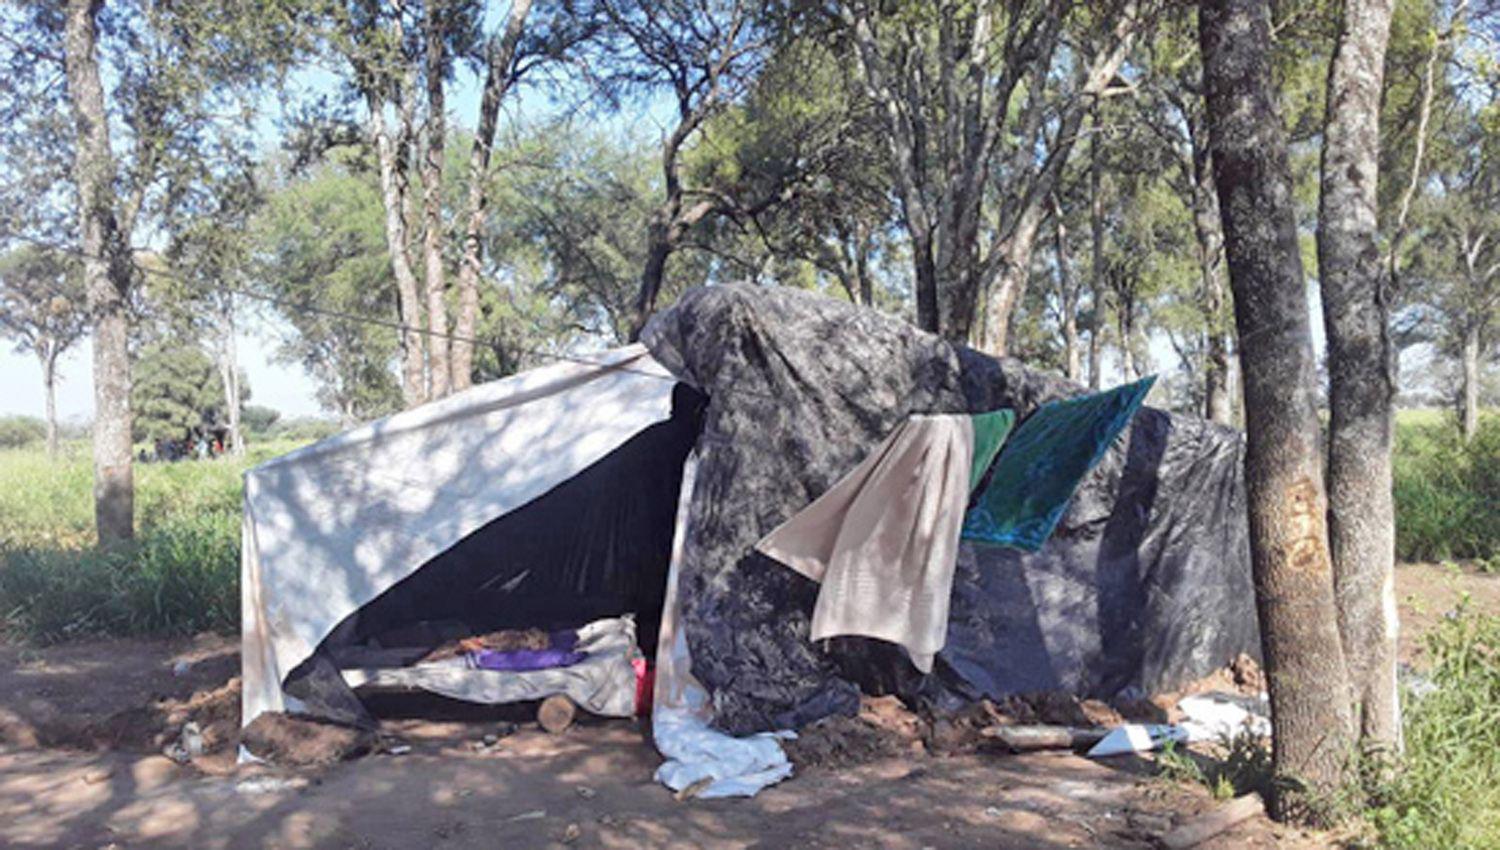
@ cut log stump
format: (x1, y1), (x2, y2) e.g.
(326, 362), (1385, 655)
(538, 695), (577, 734)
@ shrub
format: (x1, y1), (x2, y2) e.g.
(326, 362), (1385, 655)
(0, 440), (310, 642)
(0, 512), (238, 642)
(0, 415), (45, 449)
(270, 416), (341, 443)
(1393, 416), (1500, 566)
(1369, 605), (1500, 849)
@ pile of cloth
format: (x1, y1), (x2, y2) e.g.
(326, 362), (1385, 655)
(342, 616), (642, 718)
(419, 627), (589, 672)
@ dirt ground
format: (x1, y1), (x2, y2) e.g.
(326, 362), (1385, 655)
(0, 561), (1492, 849)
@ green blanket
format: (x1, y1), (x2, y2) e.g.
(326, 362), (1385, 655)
(962, 377), (1156, 550)
(968, 408), (1016, 493)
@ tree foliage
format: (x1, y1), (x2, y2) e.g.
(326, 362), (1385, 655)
(130, 339), (246, 444)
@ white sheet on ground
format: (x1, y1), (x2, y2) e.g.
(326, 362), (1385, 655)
(652, 456), (795, 799)
(754, 415), (974, 673)
(240, 345), (675, 727)
(1178, 691), (1271, 741)
(341, 616), (641, 718)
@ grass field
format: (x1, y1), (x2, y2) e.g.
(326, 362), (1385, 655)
(0, 438), (305, 642)
(1392, 411), (1500, 567)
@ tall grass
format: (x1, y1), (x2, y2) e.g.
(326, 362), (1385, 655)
(1392, 414), (1500, 567)
(0, 439), (305, 642)
(1369, 605), (1500, 849)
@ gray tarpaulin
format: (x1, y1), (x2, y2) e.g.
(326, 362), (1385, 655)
(642, 284), (1258, 735)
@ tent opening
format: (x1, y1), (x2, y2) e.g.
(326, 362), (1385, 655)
(282, 382), (707, 722)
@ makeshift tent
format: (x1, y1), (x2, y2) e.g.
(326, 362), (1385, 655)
(241, 284), (1258, 748)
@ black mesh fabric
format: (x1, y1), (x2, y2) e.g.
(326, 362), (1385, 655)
(642, 284), (1258, 735)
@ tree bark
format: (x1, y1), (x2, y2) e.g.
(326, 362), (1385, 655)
(1199, 0), (1356, 817)
(40, 344), (60, 457)
(980, 200), (1044, 356)
(631, 224), (673, 341)
(629, 125), (716, 340)
(64, 0), (134, 544)
(216, 299), (245, 457)
(367, 89), (428, 408)
(1052, 196), (1082, 382)
(1461, 322), (1480, 440)
(420, 0), (451, 399)
(1117, 282), (1137, 382)
(1087, 322), (1104, 390)
(1089, 106), (1107, 391)
(1317, 0), (1400, 758)
(451, 0), (532, 392)
(1187, 119), (1234, 425)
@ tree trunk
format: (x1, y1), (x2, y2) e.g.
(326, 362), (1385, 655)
(1188, 125), (1234, 425)
(64, 0), (133, 545)
(630, 226), (672, 341)
(980, 202), (1043, 356)
(1052, 198), (1082, 382)
(40, 344), (60, 457)
(912, 234), (939, 332)
(1317, 0), (1400, 760)
(1090, 107), (1107, 391)
(1087, 322), (1104, 390)
(1461, 322), (1480, 440)
(1199, 0), (1356, 817)
(217, 301), (245, 457)
(367, 93), (428, 409)
(451, 0), (533, 392)
(420, 0), (451, 399)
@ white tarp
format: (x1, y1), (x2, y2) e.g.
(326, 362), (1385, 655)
(652, 457), (796, 798)
(241, 345), (676, 726)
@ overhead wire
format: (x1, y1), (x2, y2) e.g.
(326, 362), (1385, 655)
(0, 230), (692, 387)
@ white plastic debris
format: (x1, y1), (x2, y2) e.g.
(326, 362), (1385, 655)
(172, 660), (193, 677)
(1178, 691), (1271, 742)
(1086, 723), (1190, 758)
(162, 722), (204, 764)
(235, 776), (308, 795)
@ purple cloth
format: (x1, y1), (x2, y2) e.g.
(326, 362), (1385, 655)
(548, 630), (579, 652)
(468, 648), (587, 672)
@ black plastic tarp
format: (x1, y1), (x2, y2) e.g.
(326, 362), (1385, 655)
(642, 284), (1259, 735)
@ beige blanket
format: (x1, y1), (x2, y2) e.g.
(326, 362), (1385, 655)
(755, 415), (973, 673)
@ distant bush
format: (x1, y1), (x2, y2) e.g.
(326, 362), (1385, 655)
(269, 416), (341, 443)
(241, 404), (281, 435)
(1369, 606), (1500, 849)
(0, 415), (45, 449)
(1393, 416), (1500, 566)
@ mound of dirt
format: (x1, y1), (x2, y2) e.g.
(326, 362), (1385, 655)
(0, 634), (241, 754)
(1003, 692), (1124, 727)
(87, 676), (243, 755)
(240, 712), (376, 766)
(785, 696), (927, 769)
